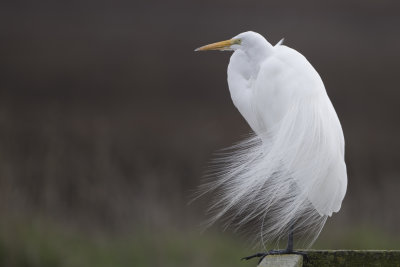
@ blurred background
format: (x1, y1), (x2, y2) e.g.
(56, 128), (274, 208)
(1, 0), (400, 266)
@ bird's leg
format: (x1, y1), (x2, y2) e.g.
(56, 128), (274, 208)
(241, 253), (269, 265)
(241, 253), (268, 263)
(241, 224), (308, 264)
(286, 223), (294, 252)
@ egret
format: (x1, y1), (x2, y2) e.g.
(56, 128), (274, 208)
(195, 31), (347, 261)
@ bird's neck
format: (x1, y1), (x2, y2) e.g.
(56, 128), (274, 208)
(227, 42), (274, 134)
(228, 42), (274, 90)
(244, 41), (273, 68)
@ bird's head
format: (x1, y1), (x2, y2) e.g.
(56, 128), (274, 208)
(195, 31), (268, 52)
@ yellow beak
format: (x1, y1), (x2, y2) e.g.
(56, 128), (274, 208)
(195, 39), (236, 51)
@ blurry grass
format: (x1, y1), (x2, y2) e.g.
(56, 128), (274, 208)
(0, 219), (255, 267)
(0, 218), (398, 267)
(314, 223), (400, 250)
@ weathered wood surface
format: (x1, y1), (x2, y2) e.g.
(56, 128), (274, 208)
(258, 255), (302, 267)
(303, 250), (400, 267)
(257, 251), (400, 267)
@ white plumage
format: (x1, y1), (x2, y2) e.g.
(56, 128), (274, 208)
(195, 31), (347, 248)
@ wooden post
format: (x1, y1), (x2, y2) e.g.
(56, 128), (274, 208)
(258, 255), (302, 267)
(303, 250), (400, 266)
(257, 251), (400, 267)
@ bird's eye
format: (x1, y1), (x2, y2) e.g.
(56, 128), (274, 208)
(233, 38), (242, 45)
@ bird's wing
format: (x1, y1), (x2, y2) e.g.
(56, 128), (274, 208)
(253, 46), (347, 216)
(198, 46), (347, 248)
(269, 94), (347, 216)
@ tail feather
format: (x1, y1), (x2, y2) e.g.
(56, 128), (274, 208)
(195, 97), (346, 248)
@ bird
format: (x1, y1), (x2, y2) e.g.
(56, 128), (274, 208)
(194, 31), (347, 261)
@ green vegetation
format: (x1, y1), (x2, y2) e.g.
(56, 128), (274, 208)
(0, 219), (398, 267)
(0, 219), (255, 267)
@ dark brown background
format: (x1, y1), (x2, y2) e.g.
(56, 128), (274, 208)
(0, 0), (399, 264)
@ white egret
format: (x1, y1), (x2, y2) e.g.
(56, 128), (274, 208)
(195, 31), (347, 261)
